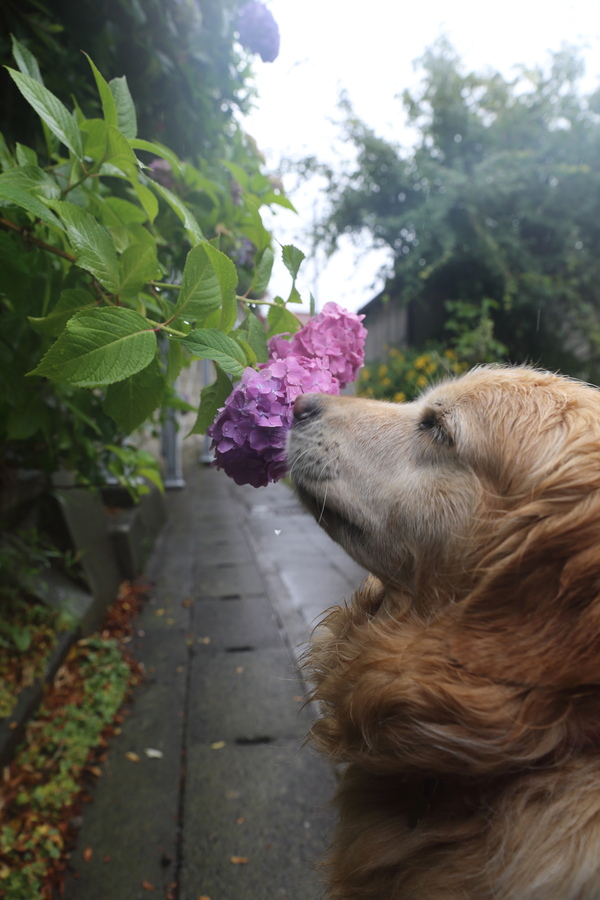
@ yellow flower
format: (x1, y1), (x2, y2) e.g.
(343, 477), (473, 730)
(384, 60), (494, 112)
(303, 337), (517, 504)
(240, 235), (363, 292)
(414, 355), (429, 370)
(381, 376), (392, 387)
(378, 364), (388, 378)
(360, 367), (371, 379)
(444, 348), (457, 360)
(425, 361), (438, 375)
(393, 391), (406, 403)
(417, 375), (428, 388)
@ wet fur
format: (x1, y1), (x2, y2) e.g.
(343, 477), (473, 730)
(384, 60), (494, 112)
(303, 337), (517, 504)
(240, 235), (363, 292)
(288, 366), (600, 900)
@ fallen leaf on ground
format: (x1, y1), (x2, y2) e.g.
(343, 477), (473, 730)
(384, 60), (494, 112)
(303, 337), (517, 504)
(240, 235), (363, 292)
(125, 751), (140, 762)
(210, 740), (226, 750)
(144, 748), (164, 759)
(230, 856), (249, 864)
(83, 847), (93, 862)
(141, 880), (154, 890)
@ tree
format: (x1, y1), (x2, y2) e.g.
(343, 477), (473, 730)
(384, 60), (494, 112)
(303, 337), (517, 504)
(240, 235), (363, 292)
(319, 39), (600, 381)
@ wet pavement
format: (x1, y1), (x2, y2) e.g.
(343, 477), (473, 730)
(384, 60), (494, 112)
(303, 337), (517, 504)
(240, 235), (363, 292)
(64, 456), (365, 900)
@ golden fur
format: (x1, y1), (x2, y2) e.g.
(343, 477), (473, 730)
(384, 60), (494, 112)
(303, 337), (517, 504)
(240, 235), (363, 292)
(287, 366), (600, 900)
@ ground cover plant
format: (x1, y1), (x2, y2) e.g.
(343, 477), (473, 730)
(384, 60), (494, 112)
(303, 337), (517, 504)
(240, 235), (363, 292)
(0, 580), (148, 899)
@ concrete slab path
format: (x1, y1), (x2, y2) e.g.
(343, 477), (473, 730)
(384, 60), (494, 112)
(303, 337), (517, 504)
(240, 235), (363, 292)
(64, 459), (366, 900)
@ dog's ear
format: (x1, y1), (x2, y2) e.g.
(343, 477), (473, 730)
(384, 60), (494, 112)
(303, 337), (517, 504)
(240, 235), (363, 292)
(454, 466), (600, 691)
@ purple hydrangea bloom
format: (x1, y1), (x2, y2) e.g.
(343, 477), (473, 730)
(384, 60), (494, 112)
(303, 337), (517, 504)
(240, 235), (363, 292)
(207, 357), (339, 488)
(267, 302), (367, 389)
(236, 1), (280, 63)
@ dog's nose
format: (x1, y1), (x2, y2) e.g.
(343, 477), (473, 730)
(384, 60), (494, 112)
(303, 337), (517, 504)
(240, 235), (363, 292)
(293, 393), (322, 423)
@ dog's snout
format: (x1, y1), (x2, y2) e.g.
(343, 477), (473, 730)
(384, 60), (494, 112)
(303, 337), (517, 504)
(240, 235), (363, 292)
(293, 393), (322, 423)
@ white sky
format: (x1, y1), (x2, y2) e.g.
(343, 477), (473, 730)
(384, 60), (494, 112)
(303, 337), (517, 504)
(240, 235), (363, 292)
(244, 0), (600, 313)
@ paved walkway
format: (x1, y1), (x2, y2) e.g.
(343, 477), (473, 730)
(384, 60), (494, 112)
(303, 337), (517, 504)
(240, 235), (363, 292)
(64, 456), (365, 900)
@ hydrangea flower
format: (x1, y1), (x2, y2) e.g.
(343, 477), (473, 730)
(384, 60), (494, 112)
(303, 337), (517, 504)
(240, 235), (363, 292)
(207, 357), (339, 488)
(236, 1), (280, 63)
(267, 302), (367, 388)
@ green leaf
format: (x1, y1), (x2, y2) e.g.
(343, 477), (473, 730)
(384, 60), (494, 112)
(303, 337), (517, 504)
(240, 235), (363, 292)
(0, 183), (62, 229)
(99, 196), (148, 227)
(166, 339), (184, 386)
(81, 118), (109, 167)
(15, 143), (37, 166)
(104, 125), (139, 176)
(189, 365), (233, 435)
(287, 285), (303, 304)
(103, 357), (164, 432)
(11, 36), (43, 84)
(6, 68), (83, 159)
(282, 244), (306, 282)
(109, 76), (137, 139)
(176, 242), (237, 325)
(2, 166), (56, 198)
(51, 201), (120, 292)
(30, 308), (157, 386)
(130, 180), (158, 223)
(28, 288), (96, 337)
(236, 311), (268, 363)
(118, 242), (159, 297)
(180, 328), (246, 378)
(252, 246), (274, 297)
(267, 303), (302, 339)
(129, 139), (182, 174)
(149, 180), (204, 244)
(84, 54), (118, 128)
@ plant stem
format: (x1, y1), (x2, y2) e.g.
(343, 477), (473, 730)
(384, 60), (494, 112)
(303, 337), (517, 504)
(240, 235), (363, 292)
(0, 217), (76, 262)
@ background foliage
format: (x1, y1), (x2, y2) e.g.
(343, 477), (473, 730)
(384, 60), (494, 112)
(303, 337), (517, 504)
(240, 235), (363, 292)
(317, 38), (600, 387)
(0, 24), (296, 491)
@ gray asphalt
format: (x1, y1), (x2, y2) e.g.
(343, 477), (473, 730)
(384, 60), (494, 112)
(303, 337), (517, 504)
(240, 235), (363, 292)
(63, 456), (366, 900)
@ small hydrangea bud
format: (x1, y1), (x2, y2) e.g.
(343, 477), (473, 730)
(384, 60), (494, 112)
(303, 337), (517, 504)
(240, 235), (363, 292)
(237, 1), (280, 63)
(149, 158), (175, 191)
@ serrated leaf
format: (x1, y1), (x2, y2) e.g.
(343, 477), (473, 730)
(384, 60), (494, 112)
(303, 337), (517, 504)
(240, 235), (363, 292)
(109, 76), (137, 139)
(282, 244), (306, 282)
(81, 118), (109, 166)
(52, 201), (120, 292)
(99, 196), (148, 227)
(149, 180), (204, 244)
(287, 285), (302, 304)
(6, 68), (83, 159)
(129, 139), (182, 175)
(267, 304), (302, 339)
(176, 242), (236, 325)
(189, 365), (232, 435)
(11, 36), (43, 84)
(166, 339), (184, 386)
(252, 246), (274, 297)
(180, 328), (246, 378)
(236, 311), (268, 363)
(103, 357), (164, 432)
(118, 242), (159, 297)
(84, 54), (118, 128)
(0, 165), (57, 198)
(130, 180), (158, 223)
(28, 288), (96, 337)
(30, 307), (157, 386)
(0, 183), (62, 229)
(15, 143), (37, 167)
(105, 125), (139, 176)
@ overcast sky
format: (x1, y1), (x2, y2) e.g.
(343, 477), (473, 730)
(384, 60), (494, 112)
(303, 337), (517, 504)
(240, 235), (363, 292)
(244, 0), (600, 313)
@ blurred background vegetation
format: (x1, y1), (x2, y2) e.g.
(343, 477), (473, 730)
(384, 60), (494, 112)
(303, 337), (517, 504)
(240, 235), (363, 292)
(309, 38), (600, 399)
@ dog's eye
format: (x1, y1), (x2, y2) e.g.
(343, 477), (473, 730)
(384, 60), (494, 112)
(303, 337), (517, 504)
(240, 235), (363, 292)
(419, 410), (453, 447)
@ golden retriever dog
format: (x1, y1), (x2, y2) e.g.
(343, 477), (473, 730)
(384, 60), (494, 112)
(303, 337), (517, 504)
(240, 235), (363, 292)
(287, 365), (600, 900)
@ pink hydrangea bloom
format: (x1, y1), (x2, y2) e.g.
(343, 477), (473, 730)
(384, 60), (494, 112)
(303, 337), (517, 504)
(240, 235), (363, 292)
(267, 301), (367, 388)
(207, 357), (339, 488)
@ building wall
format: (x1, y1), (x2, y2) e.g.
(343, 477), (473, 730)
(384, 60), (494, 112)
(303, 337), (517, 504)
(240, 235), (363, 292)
(361, 300), (408, 361)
